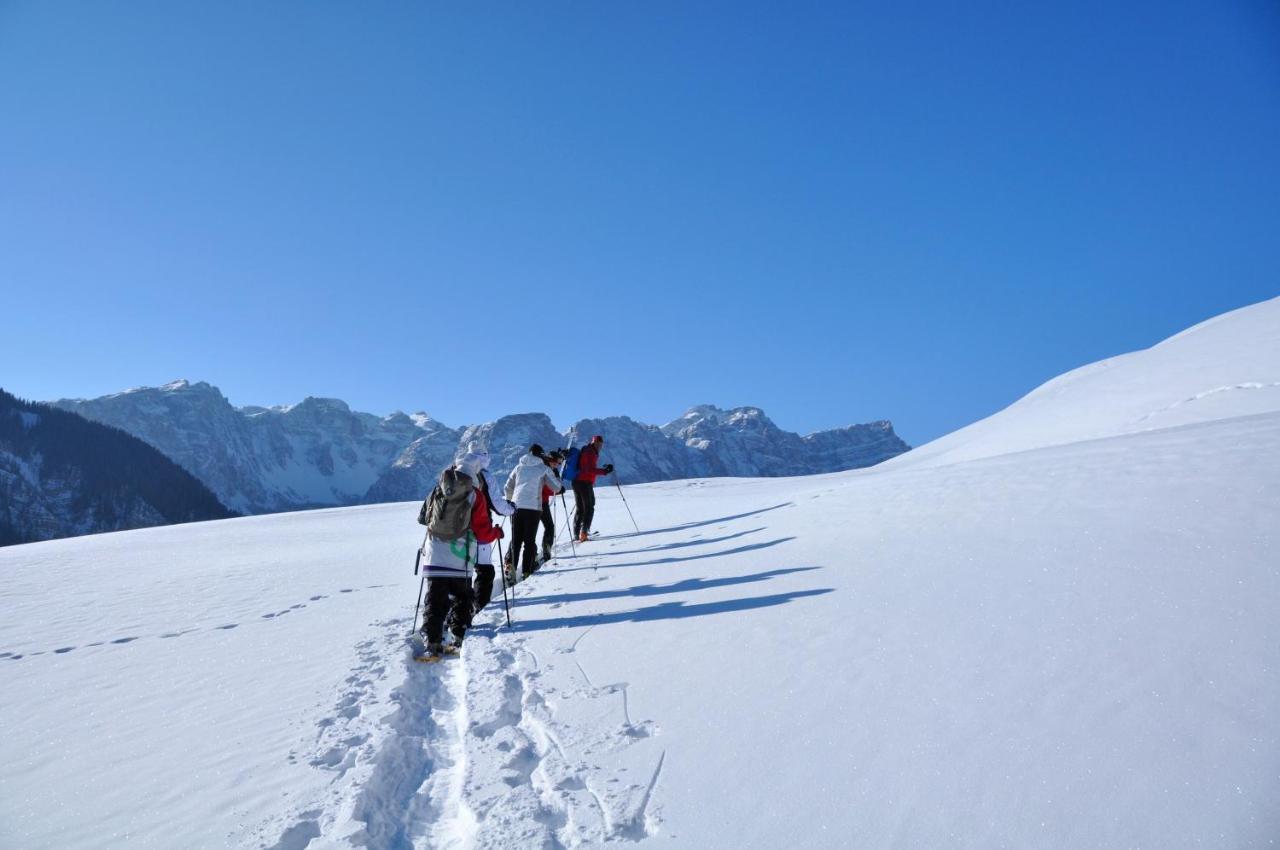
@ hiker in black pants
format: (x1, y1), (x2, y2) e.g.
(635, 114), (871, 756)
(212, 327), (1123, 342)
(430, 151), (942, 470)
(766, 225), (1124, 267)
(420, 446), (512, 653)
(467, 445), (514, 614)
(572, 435), (613, 541)
(505, 444), (563, 579)
(540, 450), (565, 563)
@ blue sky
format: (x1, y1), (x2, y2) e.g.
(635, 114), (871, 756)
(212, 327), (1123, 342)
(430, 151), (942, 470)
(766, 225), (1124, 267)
(2, 1), (1278, 446)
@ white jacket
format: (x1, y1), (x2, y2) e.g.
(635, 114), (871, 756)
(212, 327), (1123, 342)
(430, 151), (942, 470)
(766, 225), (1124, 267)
(505, 454), (562, 511)
(476, 469), (516, 517)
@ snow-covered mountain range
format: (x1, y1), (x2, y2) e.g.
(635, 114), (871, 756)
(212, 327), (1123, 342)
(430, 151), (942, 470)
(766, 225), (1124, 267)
(53, 385), (909, 514)
(0, 389), (234, 545)
(6, 296), (1277, 849)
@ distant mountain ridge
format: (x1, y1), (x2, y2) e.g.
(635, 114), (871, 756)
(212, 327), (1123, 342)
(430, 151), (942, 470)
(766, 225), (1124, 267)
(1, 388), (235, 546)
(53, 381), (910, 514)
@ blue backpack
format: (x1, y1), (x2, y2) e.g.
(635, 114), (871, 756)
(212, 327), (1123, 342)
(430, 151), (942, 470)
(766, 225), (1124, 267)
(561, 447), (581, 483)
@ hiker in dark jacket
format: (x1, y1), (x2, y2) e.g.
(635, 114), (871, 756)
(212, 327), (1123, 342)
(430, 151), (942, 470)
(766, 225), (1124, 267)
(572, 435), (613, 542)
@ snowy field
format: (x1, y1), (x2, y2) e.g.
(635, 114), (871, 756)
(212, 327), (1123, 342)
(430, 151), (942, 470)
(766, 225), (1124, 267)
(2, 298), (1278, 849)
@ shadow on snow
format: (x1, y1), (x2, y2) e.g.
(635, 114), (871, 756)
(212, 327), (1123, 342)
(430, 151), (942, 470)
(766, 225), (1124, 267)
(593, 526), (767, 558)
(554, 536), (796, 572)
(515, 567), (822, 608)
(510, 587), (834, 632)
(593, 502), (794, 541)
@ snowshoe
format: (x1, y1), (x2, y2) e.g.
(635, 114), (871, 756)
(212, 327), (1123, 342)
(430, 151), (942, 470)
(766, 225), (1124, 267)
(414, 640), (446, 663)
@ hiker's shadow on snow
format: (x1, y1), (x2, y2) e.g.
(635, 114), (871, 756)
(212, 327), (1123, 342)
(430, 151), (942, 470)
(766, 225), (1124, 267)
(598, 526), (765, 558)
(510, 586), (835, 632)
(517, 567), (822, 607)
(557, 536), (795, 572)
(596, 502), (794, 541)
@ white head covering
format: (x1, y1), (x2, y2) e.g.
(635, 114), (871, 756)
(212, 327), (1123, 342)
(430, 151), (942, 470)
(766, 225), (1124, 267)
(456, 441), (489, 477)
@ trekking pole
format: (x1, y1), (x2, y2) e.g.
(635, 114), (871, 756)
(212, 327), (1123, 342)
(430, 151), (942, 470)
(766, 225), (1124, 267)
(496, 537), (513, 628)
(559, 490), (577, 557)
(410, 575), (426, 635)
(410, 530), (428, 635)
(612, 470), (641, 533)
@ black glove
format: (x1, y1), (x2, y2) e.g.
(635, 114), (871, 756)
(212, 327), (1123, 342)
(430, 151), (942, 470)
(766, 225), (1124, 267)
(603, 464), (615, 475)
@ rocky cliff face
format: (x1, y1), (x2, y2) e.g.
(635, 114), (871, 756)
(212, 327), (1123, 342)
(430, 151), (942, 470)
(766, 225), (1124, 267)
(1, 389), (234, 546)
(566, 416), (696, 483)
(661, 405), (911, 477)
(53, 382), (911, 512)
(362, 417), (463, 505)
(55, 381), (430, 514)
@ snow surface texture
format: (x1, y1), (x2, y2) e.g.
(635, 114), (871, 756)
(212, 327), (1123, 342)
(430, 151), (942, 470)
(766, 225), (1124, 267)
(4, 296), (1278, 848)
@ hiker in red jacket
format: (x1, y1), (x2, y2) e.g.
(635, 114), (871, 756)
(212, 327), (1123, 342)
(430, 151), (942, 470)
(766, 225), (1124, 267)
(469, 449), (514, 616)
(539, 450), (564, 563)
(572, 435), (613, 542)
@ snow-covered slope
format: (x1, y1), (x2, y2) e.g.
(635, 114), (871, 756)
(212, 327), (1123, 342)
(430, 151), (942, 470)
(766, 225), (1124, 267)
(5, 298), (1277, 848)
(887, 295), (1280, 470)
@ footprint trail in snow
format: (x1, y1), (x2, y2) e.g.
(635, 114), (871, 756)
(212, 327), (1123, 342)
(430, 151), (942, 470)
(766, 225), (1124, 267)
(258, 545), (665, 849)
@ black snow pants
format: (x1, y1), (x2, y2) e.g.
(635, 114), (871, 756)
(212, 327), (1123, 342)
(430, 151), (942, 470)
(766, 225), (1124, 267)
(511, 508), (542, 577)
(540, 502), (555, 556)
(423, 576), (473, 644)
(472, 565), (495, 614)
(572, 479), (596, 537)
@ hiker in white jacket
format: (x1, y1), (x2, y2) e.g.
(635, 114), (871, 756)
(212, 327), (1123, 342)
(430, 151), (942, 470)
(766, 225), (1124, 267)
(505, 445), (563, 578)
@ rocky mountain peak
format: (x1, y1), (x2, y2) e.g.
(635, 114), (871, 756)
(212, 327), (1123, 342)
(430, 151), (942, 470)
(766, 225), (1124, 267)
(53, 383), (910, 513)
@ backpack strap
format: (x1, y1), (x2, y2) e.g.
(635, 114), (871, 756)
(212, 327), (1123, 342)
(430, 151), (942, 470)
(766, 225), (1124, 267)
(478, 470), (497, 519)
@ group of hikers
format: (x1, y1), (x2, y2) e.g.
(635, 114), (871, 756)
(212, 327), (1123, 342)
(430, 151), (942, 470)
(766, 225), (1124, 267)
(413, 435), (615, 659)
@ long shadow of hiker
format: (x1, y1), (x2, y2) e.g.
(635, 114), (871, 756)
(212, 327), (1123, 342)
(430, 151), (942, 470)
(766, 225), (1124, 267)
(598, 527), (766, 558)
(517, 567), (822, 607)
(595, 502), (794, 541)
(555, 537), (795, 573)
(511, 588), (835, 632)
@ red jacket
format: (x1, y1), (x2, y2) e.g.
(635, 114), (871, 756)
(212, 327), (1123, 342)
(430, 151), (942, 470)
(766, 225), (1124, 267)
(471, 486), (502, 544)
(575, 444), (606, 484)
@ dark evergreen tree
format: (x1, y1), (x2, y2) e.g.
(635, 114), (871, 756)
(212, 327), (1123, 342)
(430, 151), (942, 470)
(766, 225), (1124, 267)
(0, 388), (236, 546)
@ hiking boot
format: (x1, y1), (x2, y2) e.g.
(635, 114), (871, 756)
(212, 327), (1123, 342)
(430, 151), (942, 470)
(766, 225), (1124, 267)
(424, 641), (444, 657)
(578, 532), (589, 543)
(540, 547), (553, 563)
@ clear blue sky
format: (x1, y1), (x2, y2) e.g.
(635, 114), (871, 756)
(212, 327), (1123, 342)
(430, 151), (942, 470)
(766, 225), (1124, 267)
(3, 1), (1278, 446)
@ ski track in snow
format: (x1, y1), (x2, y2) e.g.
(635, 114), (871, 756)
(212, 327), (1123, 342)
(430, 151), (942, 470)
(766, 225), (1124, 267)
(1136, 381), (1280, 423)
(256, 540), (667, 849)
